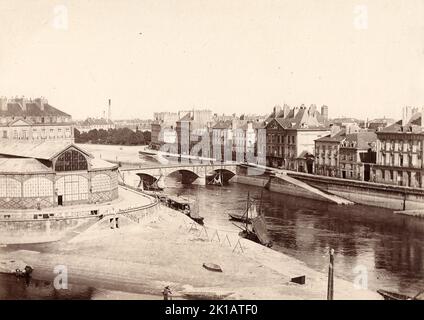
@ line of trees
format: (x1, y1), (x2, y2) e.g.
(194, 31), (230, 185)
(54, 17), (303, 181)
(74, 128), (151, 145)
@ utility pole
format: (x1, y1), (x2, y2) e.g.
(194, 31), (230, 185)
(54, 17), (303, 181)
(327, 248), (335, 300)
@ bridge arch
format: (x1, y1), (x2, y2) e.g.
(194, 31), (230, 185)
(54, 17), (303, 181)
(206, 168), (236, 185)
(126, 164), (238, 188)
(166, 169), (200, 185)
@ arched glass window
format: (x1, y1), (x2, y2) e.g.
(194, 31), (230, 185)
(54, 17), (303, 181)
(55, 150), (88, 172)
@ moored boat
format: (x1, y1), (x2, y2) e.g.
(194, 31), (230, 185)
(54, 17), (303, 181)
(165, 195), (205, 224)
(377, 289), (423, 300)
(228, 212), (251, 223)
(228, 201), (258, 224)
(235, 192), (272, 248)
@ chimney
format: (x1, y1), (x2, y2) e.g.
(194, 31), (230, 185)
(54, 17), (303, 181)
(402, 106), (413, 125)
(108, 99), (111, 121)
(282, 104), (290, 118)
(330, 124), (341, 137)
(309, 104), (317, 116)
(21, 97), (27, 112)
(273, 105), (281, 118)
(14, 97), (27, 112)
(35, 97), (46, 111)
(0, 97), (7, 112)
(293, 105), (301, 117)
(412, 107), (419, 116)
(321, 105), (329, 121)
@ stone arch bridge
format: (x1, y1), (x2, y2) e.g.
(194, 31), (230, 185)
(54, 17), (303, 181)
(119, 163), (238, 188)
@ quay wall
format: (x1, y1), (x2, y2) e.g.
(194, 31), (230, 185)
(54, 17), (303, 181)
(234, 168), (424, 210)
(231, 175), (332, 202)
(0, 186), (159, 244)
(288, 173), (424, 211)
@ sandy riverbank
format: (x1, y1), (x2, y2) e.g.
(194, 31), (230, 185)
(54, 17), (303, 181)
(0, 204), (380, 300)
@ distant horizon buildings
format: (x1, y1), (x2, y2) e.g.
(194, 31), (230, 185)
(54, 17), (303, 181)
(0, 96), (74, 141)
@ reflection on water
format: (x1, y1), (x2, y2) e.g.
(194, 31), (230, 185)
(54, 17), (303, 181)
(165, 177), (424, 297)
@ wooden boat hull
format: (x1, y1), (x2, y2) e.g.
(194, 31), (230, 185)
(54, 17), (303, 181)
(377, 289), (413, 300)
(202, 263), (223, 272)
(239, 229), (272, 248)
(190, 216), (204, 225)
(239, 230), (259, 242)
(228, 213), (251, 224)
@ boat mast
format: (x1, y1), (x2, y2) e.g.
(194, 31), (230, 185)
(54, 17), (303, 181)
(246, 192), (250, 230)
(259, 190), (264, 216)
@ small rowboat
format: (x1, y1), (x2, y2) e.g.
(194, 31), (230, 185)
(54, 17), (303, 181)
(202, 263), (223, 273)
(377, 289), (423, 300)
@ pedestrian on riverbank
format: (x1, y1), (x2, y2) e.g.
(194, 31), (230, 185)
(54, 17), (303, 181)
(163, 286), (172, 300)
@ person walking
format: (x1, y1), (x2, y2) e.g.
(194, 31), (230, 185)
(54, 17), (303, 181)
(162, 286), (172, 300)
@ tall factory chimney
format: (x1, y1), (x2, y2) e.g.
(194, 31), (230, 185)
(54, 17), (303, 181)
(108, 99), (112, 121)
(321, 105), (329, 121)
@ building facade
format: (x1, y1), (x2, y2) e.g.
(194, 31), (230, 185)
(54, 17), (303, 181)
(339, 132), (377, 181)
(314, 129), (346, 177)
(0, 97), (74, 141)
(265, 104), (329, 172)
(150, 112), (179, 150)
(176, 110), (213, 156)
(373, 109), (424, 188)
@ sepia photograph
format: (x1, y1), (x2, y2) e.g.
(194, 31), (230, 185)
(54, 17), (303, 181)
(0, 0), (423, 311)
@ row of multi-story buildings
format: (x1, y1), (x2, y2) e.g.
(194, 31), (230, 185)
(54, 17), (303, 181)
(151, 104), (424, 189)
(268, 104), (424, 189)
(150, 110), (267, 161)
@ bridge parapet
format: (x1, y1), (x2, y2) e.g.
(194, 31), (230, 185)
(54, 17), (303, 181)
(119, 163), (238, 187)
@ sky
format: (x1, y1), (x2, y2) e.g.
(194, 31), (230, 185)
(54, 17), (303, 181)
(0, 0), (423, 120)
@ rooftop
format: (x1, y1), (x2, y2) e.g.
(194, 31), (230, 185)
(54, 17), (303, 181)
(0, 158), (51, 173)
(380, 113), (423, 134)
(315, 129), (347, 142)
(212, 120), (233, 129)
(0, 140), (92, 160)
(90, 158), (119, 171)
(0, 98), (71, 118)
(266, 104), (328, 130)
(341, 131), (377, 149)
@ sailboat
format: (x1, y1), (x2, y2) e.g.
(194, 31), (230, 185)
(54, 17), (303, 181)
(234, 192), (272, 248)
(227, 195), (258, 224)
(188, 193), (204, 225)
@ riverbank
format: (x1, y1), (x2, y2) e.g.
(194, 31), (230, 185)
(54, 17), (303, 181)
(0, 204), (380, 300)
(233, 168), (424, 210)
